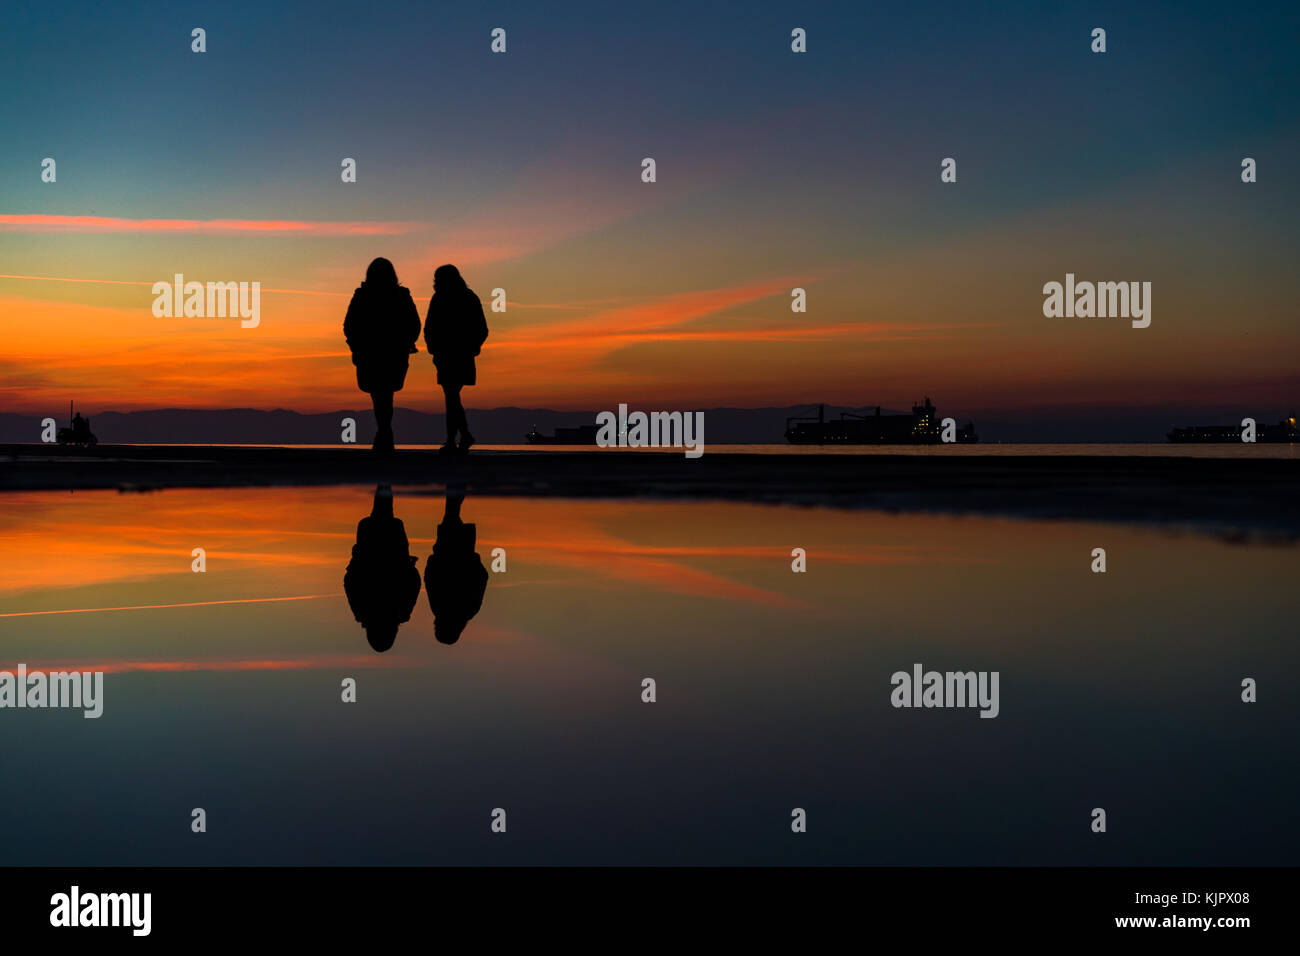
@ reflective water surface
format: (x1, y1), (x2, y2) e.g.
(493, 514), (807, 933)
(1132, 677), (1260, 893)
(0, 485), (1295, 864)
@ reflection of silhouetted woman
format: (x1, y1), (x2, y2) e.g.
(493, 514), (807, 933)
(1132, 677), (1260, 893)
(344, 484), (422, 652)
(344, 258), (421, 453)
(423, 264), (488, 454)
(424, 493), (488, 644)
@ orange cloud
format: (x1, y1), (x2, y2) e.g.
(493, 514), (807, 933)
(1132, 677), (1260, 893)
(0, 214), (426, 236)
(0, 274), (352, 299)
(410, 133), (725, 269)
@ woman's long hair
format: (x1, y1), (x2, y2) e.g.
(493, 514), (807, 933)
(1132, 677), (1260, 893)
(433, 263), (467, 293)
(365, 257), (400, 288)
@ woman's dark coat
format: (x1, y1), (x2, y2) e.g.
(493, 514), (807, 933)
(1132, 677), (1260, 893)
(423, 287), (488, 386)
(343, 283), (421, 394)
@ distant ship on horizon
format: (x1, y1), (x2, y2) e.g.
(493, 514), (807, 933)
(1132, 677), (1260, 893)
(1167, 415), (1296, 443)
(525, 424), (599, 445)
(55, 400), (97, 448)
(785, 398), (978, 445)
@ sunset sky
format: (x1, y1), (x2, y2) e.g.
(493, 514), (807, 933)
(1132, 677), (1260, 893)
(1, 0), (1297, 423)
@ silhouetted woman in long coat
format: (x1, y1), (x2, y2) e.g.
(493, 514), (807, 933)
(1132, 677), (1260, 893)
(423, 264), (488, 454)
(343, 258), (421, 453)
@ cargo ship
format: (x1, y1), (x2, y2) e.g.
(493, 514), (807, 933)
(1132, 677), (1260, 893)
(784, 398), (977, 445)
(1167, 416), (1296, 443)
(525, 424), (599, 444)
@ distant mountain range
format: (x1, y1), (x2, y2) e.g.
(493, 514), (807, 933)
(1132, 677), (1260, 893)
(0, 406), (834, 445)
(1, 404), (1288, 444)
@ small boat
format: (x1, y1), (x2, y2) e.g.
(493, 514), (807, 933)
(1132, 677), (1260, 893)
(525, 424), (599, 445)
(56, 401), (98, 447)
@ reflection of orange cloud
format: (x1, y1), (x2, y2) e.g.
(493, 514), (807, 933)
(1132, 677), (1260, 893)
(19, 655), (401, 674)
(552, 550), (796, 607)
(0, 489), (850, 615)
(0, 485), (959, 606)
(0, 488), (998, 684)
(494, 322), (974, 348)
(0, 214), (425, 236)
(0, 510), (345, 595)
(0, 492), (360, 595)
(475, 500), (942, 610)
(517, 542), (945, 565)
(0, 594), (340, 618)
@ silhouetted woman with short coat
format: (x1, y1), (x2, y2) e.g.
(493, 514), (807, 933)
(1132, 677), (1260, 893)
(343, 257), (421, 453)
(423, 264), (488, 454)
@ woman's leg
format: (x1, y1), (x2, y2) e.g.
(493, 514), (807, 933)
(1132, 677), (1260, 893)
(372, 391), (394, 449)
(442, 385), (465, 444)
(459, 392), (474, 444)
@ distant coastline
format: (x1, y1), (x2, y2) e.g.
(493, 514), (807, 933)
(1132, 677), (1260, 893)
(3, 404), (1296, 446)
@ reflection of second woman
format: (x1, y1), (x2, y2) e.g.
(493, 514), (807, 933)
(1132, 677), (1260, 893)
(343, 258), (421, 454)
(344, 485), (421, 652)
(424, 493), (488, 644)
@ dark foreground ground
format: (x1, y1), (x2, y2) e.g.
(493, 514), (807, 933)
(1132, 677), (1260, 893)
(2, 443), (1298, 535)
